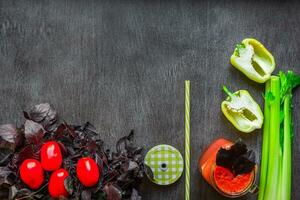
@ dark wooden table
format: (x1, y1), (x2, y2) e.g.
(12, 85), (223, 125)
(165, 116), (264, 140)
(0, 0), (299, 199)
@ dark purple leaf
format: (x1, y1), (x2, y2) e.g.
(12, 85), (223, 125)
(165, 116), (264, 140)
(13, 145), (40, 167)
(9, 185), (44, 200)
(0, 188), (8, 199)
(28, 103), (53, 122)
(0, 124), (18, 151)
(27, 103), (58, 131)
(23, 111), (30, 120)
(116, 130), (134, 154)
(130, 189), (142, 200)
(94, 153), (104, 171)
(86, 140), (98, 152)
(64, 123), (77, 138)
(58, 196), (69, 200)
(230, 139), (247, 156)
(8, 185), (18, 200)
(143, 164), (154, 181)
(127, 161), (139, 172)
(216, 140), (255, 175)
(233, 156), (256, 175)
(81, 190), (91, 200)
(9, 185), (32, 199)
(96, 192), (106, 200)
(57, 142), (68, 156)
(0, 150), (13, 166)
(24, 120), (45, 145)
(104, 184), (121, 200)
(54, 123), (67, 139)
(82, 122), (97, 137)
(64, 176), (73, 195)
(0, 167), (15, 187)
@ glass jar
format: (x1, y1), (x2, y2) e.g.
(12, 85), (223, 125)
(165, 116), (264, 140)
(198, 138), (258, 198)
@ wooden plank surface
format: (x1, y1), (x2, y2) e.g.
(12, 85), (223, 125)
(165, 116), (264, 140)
(0, 0), (300, 199)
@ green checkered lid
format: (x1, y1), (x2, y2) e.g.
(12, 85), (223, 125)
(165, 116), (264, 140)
(144, 144), (184, 185)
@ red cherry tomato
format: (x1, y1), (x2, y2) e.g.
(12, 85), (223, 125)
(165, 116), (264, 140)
(48, 168), (69, 198)
(20, 159), (44, 189)
(76, 157), (100, 187)
(40, 141), (62, 171)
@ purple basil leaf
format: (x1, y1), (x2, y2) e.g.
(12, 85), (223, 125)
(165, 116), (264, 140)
(143, 163), (154, 180)
(54, 123), (67, 139)
(116, 130), (134, 154)
(94, 153), (104, 170)
(96, 192), (107, 200)
(24, 120), (45, 144)
(28, 103), (58, 131)
(0, 124), (18, 151)
(233, 156), (255, 175)
(57, 141), (68, 156)
(104, 184), (122, 200)
(64, 176), (73, 195)
(82, 122), (97, 137)
(86, 140), (98, 152)
(127, 161), (139, 172)
(130, 189), (142, 200)
(230, 139), (248, 156)
(14, 189), (32, 199)
(13, 145), (40, 167)
(216, 148), (232, 170)
(8, 185), (18, 200)
(23, 111), (30, 120)
(216, 140), (255, 175)
(81, 190), (91, 200)
(0, 188), (8, 199)
(0, 167), (15, 187)
(58, 196), (69, 200)
(64, 123), (77, 138)
(29, 103), (52, 122)
(0, 150), (13, 166)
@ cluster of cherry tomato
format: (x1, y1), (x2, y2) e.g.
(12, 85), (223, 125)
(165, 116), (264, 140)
(20, 141), (100, 198)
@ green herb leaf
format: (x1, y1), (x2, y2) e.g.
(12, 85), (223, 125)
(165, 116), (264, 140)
(280, 70), (300, 100)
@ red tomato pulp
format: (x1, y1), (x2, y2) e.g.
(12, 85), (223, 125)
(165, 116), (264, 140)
(214, 166), (253, 194)
(199, 138), (254, 196)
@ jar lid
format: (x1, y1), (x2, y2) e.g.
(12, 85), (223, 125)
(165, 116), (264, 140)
(144, 144), (184, 185)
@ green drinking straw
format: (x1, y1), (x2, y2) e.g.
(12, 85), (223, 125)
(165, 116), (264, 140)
(185, 80), (190, 200)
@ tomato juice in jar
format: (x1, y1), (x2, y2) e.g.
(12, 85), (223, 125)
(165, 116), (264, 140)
(199, 138), (257, 198)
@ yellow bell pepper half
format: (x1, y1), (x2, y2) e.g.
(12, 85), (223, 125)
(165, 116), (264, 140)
(230, 38), (275, 83)
(221, 86), (263, 133)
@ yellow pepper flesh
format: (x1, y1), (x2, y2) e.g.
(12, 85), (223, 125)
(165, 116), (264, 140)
(221, 86), (263, 133)
(230, 38), (275, 83)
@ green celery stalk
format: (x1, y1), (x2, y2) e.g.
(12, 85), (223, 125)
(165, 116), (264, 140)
(258, 81), (271, 200)
(264, 76), (280, 200)
(277, 139), (283, 199)
(278, 71), (300, 200)
(280, 94), (291, 199)
(259, 71), (300, 200)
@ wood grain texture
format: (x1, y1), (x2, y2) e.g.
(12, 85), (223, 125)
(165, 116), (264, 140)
(0, 0), (300, 199)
